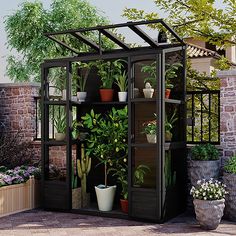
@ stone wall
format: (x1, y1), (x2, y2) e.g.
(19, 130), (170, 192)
(218, 70), (236, 163)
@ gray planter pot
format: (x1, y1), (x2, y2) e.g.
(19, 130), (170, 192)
(193, 199), (225, 230)
(222, 172), (236, 222)
(188, 160), (220, 187)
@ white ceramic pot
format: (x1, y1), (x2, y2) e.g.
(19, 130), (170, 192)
(95, 185), (116, 211)
(143, 88), (154, 98)
(77, 92), (87, 102)
(55, 133), (66, 141)
(118, 92), (127, 102)
(146, 134), (156, 143)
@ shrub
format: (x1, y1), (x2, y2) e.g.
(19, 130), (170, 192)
(190, 179), (227, 200)
(0, 131), (37, 169)
(224, 156), (236, 174)
(191, 144), (219, 161)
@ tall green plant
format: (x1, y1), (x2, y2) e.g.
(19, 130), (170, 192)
(82, 107), (128, 187)
(115, 71), (128, 92)
(96, 59), (124, 89)
(4, 0), (111, 82)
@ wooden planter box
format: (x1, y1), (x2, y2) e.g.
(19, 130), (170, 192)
(0, 176), (41, 217)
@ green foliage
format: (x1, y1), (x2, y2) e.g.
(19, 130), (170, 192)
(142, 114), (157, 135)
(224, 156), (236, 174)
(96, 59), (124, 89)
(133, 164), (150, 186)
(111, 164), (128, 199)
(141, 62), (182, 89)
(74, 62), (95, 92)
(165, 151), (176, 188)
(191, 144), (219, 161)
(115, 71), (128, 92)
(123, 1), (236, 47)
(81, 106), (128, 187)
(53, 107), (66, 133)
(165, 109), (178, 133)
(4, 0), (110, 82)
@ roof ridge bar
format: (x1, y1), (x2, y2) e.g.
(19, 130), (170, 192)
(71, 32), (103, 52)
(128, 25), (158, 48)
(99, 29), (130, 50)
(44, 19), (163, 36)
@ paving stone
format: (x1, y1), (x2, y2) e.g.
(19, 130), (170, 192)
(0, 209), (235, 236)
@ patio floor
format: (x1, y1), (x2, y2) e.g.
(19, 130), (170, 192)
(0, 209), (235, 236)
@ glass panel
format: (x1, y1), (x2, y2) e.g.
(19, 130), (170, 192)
(131, 147), (156, 188)
(165, 103), (183, 142)
(164, 50), (184, 100)
(131, 103), (157, 144)
(44, 145), (68, 182)
(131, 58), (157, 99)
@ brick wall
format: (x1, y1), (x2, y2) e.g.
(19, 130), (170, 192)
(218, 70), (236, 163)
(0, 83), (75, 170)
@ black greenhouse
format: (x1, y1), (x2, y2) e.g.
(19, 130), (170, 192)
(41, 19), (187, 222)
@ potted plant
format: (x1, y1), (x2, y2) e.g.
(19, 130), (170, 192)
(96, 59), (124, 102)
(165, 110), (177, 142)
(189, 144), (220, 187)
(222, 156), (236, 221)
(82, 106), (128, 211)
(111, 163), (128, 213)
(142, 114), (157, 143)
(53, 109), (66, 141)
(115, 71), (128, 102)
(141, 61), (182, 99)
(76, 62), (94, 102)
(190, 179), (227, 230)
(133, 164), (150, 187)
(165, 62), (182, 99)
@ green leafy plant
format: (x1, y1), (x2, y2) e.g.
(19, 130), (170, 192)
(4, 0), (112, 83)
(191, 144), (219, 161)
(53, 108), (66, 133)
(142, 113), (157, 135)
(96, 59), (124, 89)
(115, 71), (128, 92)
(165, 109), (178, 133)
(142, 62), (156, 88)
(133, 164), (150, 187)
(141, 62), (182, 89)
(75, 62), (94, 92)
(82, 106), (128, 187)
(190, 179), (227, 200)
(111, 163), (128, 200)
(224, 156), (236, 174)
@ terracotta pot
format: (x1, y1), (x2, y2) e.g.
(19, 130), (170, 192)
(165, 89), (171, 99)
(99, 89), (114, 102)
(120, 199), (128, 213)
(193, 199), (225, 230)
